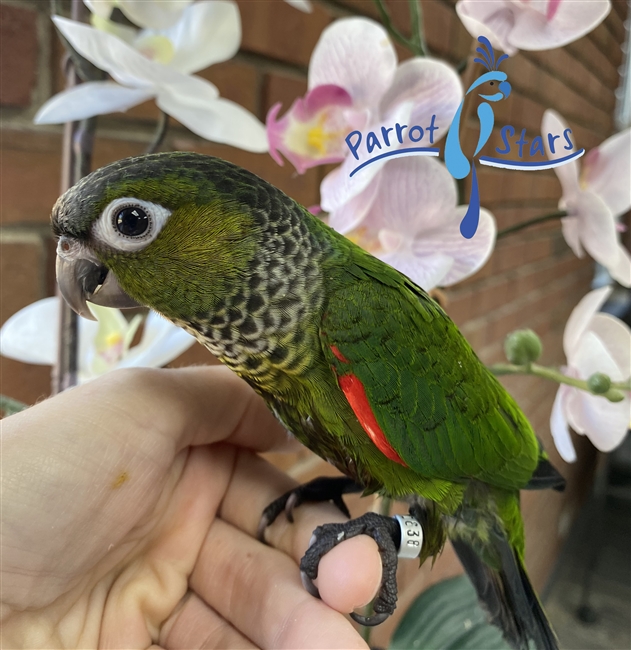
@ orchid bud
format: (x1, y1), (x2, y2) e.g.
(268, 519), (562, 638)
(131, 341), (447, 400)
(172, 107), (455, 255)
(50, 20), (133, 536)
(605, 389), (625, 403)
(587, 372), (611, 395)
(504, 329), (542, 365)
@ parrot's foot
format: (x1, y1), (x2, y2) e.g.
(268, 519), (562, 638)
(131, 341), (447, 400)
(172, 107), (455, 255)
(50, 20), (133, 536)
(300, 512), (401, 626)
(257, 476), (362, 542)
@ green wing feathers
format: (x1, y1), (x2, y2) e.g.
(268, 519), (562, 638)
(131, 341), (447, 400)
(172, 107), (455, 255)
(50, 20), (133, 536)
(320, 243), (540, 493)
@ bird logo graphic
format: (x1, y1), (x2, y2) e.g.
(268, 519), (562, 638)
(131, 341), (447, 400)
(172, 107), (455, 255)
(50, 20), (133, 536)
(446, 36), (512, 239)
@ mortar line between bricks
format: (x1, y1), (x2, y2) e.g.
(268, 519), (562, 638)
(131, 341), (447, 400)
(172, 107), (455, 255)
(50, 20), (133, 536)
(233, 51), (307, 80)
(565, 43), (622, 94)
(462, 101), (609, 142)
(521, 54), (617, 120)
(501, 78), (613, 132)
(0, 229), (48, 244)
(312, 0), (357, 18)
(33, 6), (53, 112)
(460, 265), (589, 336)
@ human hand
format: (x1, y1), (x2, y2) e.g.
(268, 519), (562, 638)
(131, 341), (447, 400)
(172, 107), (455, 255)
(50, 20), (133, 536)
(1, 366), (382, 649)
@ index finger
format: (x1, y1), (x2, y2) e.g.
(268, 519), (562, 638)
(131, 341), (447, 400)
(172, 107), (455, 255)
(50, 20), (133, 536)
(97, 365), (292, 454)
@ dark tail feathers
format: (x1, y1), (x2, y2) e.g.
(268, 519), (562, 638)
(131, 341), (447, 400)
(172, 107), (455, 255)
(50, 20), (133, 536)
(452, 533), (558, 650)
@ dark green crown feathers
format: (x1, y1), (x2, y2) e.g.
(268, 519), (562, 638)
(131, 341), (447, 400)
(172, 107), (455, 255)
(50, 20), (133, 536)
(51, 152), (279, 240)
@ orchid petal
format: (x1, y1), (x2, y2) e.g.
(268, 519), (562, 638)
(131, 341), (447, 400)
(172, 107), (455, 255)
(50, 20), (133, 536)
(157, 92), (268, 152)
(607, 243), (631, 288)
(52, 16), (217, 99)
(266, 86), (354, 174)
(542, 110), (580, 199)
(120, 311), (195, 368)
(573, 330), (624, 382)
(309, 18), (397, 109)
(159, 1), (241, 74)
(582, 128), (631, 218)
(379, 251), (454, 291)
(0, 297), (60, 365)
(570, 332), (629, 452)
(563, 286), (611, 358)
(572, 391), (630, 452)
(328, 175), (382, 234)
(589, 313), (631, 378)
(574, 191), (621, 274)
(429, 207), (496, 286)
(509, 0), (611, 52)
(91, 15), (137, 44)
(320, 101), (413, 212)
(118, 0), (194, 30)
(560, 216), (583, 257)
(83, 0), (113, 19)
(285, 0), (312, 12)
(455, 1), (518, 55)
(362, 156), (457, 234)
(550, 384), (577, 462)
(456, 0), (610, 55)
(34, 82), (152, 124)
(379, 58), (462, 142)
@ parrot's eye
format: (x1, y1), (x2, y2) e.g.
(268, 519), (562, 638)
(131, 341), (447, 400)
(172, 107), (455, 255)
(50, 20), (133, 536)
(116, 206), (149, 237)
(92, 197), (171, 252)
(489, 81), (494, 86)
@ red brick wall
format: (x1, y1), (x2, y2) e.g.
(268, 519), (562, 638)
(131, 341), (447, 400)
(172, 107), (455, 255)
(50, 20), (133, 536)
(1, 0), (627, 644)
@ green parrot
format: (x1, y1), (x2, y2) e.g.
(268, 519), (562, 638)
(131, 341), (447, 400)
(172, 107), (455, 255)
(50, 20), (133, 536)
(54, 152), (563, 650)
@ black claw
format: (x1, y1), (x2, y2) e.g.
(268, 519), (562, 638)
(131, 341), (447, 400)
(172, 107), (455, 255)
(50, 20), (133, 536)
(299, 512), (401, 626)
(300, 570), (321, 598)
(285, 491), (299, 524)
(258, 476), (362, 542)
(333, 494), (351, 519)
(256, 514), (271, 543)
(350, 612), (391, 626)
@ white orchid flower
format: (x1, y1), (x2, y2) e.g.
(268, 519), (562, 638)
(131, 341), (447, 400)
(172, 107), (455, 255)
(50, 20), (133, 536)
(0, 297), (196, 384)
(456, 0), (611, 56)
(84, 0), (311, 31)
(285, 0), (312, 11)
(266, 17), (462, 218)
(542, 110), (631, 287)
(551, 287), (631, 462)
(340, 156), (496, 291)
(35, 4), (268, 153)
(84, 0), (194, 30)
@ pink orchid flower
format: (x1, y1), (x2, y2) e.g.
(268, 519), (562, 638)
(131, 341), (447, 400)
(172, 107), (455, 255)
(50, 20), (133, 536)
(266, 17), (462, 209)
(542, 110), (631, 287)
(551, 287), (630, 462)
(456, 0), (611, 56)
(337, 156), (496, 290)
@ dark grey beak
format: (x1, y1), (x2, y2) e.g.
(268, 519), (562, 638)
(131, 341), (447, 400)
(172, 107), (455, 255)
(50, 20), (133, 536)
(56, 242), (140, 321)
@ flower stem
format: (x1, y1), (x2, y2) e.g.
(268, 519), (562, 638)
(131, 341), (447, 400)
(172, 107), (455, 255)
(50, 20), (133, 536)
(373, 0), (424, 56)
(146, 110), (169, 154)
(53, 0), (97, 395)
(488, 363), (630, 401)
(407, 0), (427, 57)
(0, 395), (28, 416)
(497, 210), (567, 239)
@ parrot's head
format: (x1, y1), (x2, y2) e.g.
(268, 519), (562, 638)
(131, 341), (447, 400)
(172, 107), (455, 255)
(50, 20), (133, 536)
(53, 152), (262, 322)
(466, 70), (511, 103)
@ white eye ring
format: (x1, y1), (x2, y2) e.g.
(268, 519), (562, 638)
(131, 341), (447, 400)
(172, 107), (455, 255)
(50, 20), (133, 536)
(92, 197), (171, 252)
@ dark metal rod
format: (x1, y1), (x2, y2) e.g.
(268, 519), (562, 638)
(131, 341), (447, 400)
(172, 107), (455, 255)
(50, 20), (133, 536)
(52, 0), (96, 394)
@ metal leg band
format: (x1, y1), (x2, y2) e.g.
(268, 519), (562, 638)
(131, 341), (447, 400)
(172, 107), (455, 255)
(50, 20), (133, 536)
(395, 514), (423, 559)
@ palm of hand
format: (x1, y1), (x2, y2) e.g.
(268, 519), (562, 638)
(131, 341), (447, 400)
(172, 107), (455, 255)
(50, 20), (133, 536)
(1, 367), (380, 649)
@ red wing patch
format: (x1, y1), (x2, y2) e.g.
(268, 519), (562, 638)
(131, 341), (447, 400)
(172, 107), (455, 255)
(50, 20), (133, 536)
(331, 346), (407, 467)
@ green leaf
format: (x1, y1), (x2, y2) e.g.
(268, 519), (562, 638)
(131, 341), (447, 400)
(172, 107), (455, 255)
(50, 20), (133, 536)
(389, 575), (510, 650)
